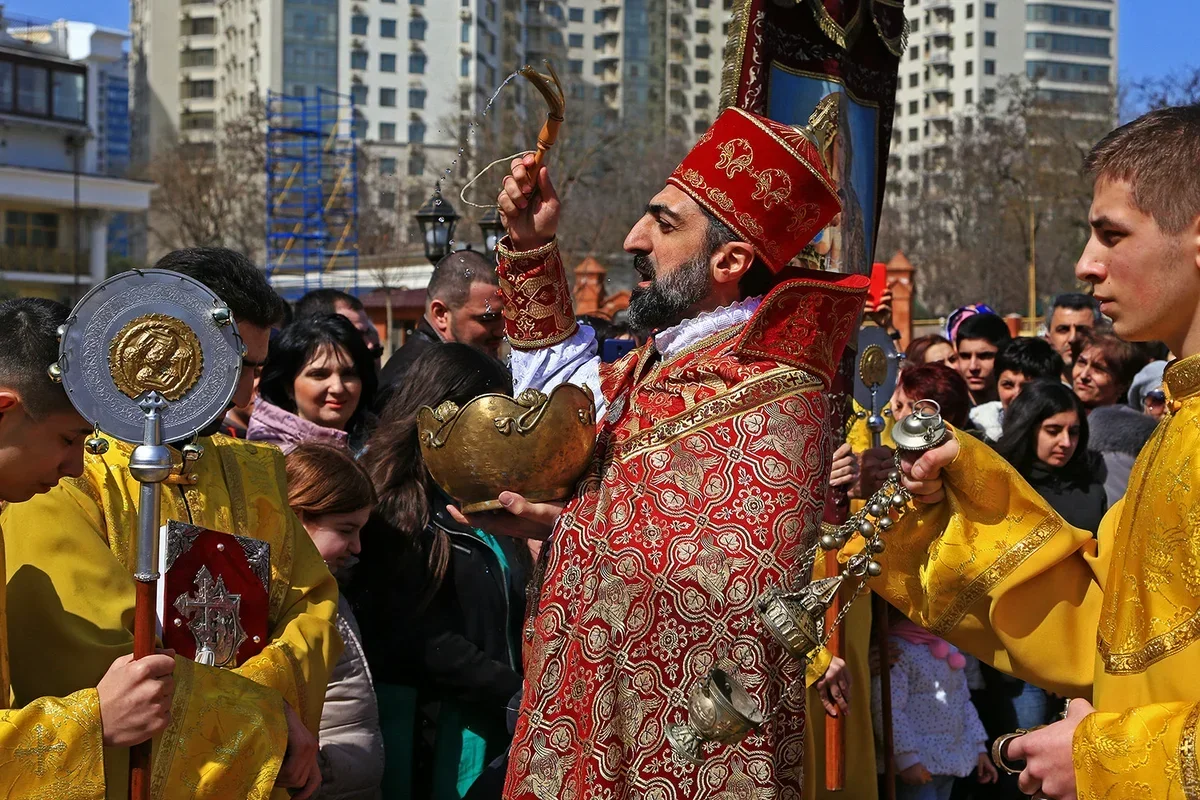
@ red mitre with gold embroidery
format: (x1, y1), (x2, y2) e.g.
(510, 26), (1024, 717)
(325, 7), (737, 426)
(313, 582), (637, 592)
(668, 107), (841, 273)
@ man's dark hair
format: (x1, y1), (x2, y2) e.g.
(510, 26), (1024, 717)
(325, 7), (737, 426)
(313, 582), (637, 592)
(294, 288), (364, 319)
(954, 312), (1012, 348)
(1084, 104), (1200, 235)
(0, 298), (73, 418)
(426, 250), (499, 310)
(154, 247), (288, 328)
(1050, 292), (1100, 322)
(995, 337), (1064, 381)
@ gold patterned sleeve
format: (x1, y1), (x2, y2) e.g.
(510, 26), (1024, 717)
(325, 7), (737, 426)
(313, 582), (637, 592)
(868, 431), (1111, 698)
(0, 689), (105, 799)
(233, 510), (342, 735)
(495, 235), (578, 350)
(1073, 702), (1200, 799)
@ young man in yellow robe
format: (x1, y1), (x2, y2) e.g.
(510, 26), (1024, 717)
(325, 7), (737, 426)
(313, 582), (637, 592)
(0, 298), (176, 798)
(878, 105), (1200, 799)
(2, 249), (341, 800)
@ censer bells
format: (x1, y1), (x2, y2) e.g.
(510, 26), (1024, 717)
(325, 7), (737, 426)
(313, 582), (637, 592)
(667, 401), (951, 762)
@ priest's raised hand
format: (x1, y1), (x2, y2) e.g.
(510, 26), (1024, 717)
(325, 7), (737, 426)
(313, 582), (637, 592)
(497, 153), (559, 250)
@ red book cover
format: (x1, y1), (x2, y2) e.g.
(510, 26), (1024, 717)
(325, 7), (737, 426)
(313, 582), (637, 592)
(156, 521), (270, 667)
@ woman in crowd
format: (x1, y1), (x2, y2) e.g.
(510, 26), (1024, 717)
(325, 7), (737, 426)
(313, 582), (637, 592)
(904, 334), (958, 370)
(249, 314), (378, 454)
(285, 442), (384, 800)
(347, 343), (528, 799)
(991, 380), (1106, 736)
(1072, 331), (1155, 503)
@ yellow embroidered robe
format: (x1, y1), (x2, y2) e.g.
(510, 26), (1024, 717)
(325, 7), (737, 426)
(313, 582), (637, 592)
(0, 527), (106, 798)
(869, 353), (1200, 798)
(1, 434), (342, 800)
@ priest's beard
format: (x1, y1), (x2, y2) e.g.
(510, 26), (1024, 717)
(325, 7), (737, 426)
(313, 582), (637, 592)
(626, 251), (712, 335)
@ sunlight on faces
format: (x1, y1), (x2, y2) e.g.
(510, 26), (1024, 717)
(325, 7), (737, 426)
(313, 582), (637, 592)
(1036, 409), (1081, 469)
(889, 384), (916, 422)
(444, 283), (505, 357)
(0, 392), (90, 503)
(298, 507), (370, 572)
(922, 341), (958, 369)
(997, 370), (1028, 411)
(1077, 179), (1200, 351)
(1046, 307), (1095, 363)
(956, 338), (999, 394)
(291, 343), (363, 430)
(1072, 346), (1120, 408)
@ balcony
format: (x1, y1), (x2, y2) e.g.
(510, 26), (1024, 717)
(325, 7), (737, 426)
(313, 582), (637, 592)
(922, 0), (952, 8)
(0, 246), (91, 275)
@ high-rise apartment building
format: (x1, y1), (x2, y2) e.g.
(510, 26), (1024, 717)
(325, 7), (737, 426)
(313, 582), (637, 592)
(889, 0), (1118, 185)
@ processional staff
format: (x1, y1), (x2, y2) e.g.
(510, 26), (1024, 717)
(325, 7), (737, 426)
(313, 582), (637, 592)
(52, 270), (244, 800)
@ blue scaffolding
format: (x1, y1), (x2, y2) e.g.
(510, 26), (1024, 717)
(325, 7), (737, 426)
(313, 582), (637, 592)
(265, 88), (359, 298)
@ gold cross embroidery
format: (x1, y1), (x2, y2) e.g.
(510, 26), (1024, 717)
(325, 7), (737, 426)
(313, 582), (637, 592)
(1166, 456), (1192, 503)
(15, 724), (66, 777)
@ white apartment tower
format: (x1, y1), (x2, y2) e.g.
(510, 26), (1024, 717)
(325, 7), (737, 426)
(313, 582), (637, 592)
(889, 0), (1118, 185)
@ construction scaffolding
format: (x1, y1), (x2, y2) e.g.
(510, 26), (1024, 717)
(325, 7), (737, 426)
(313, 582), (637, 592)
(265, 88), (359, 298)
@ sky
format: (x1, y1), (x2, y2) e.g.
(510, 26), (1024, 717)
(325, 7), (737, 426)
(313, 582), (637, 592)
(15, 0), (1199, 88)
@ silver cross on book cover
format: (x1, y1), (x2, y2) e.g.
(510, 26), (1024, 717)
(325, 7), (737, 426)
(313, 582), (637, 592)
(155, 520), (271, 667)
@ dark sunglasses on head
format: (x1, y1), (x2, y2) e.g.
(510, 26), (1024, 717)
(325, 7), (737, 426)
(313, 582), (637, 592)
(1145, 390), (1166, 405)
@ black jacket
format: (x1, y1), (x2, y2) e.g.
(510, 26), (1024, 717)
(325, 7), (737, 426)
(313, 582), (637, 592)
(345, 500), (528, 711)
(1023, 457), (1108, 535)
(375, 316), (442, 413)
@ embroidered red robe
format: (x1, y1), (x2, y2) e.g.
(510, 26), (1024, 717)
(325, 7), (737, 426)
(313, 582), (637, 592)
(497, 238), (867, 800)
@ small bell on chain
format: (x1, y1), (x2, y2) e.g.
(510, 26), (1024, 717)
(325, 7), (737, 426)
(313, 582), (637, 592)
(85, 424), (109, 456)
(181, 440), (205, 464)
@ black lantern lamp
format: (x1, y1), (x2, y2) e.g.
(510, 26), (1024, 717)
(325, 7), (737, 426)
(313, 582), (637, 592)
(415, 190), (460, 265)
(478, 206), (505, 261)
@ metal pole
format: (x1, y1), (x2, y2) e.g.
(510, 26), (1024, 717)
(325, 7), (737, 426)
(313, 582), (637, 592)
(1028, 204), (1037, 335)
(126, 392), (173, 800)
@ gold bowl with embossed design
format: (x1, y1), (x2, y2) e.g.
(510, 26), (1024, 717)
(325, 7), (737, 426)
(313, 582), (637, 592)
(417, 384), (597, 513)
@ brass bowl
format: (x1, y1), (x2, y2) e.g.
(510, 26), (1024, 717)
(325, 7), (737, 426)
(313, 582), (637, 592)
(418, 384), (597, 513)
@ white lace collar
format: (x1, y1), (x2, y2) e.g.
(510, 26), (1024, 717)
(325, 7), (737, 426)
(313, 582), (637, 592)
(654, 296), (762, 360)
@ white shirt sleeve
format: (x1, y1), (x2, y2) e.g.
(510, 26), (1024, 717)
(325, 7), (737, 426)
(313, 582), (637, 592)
(510, 324), (606, 421)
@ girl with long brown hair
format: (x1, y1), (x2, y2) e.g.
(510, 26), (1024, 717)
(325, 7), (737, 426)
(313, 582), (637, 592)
(285, 442), (383, 800)
(345, 343), (527, 799)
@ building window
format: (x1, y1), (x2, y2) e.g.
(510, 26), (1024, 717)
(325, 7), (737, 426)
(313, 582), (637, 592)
(696, 20), (710, 34)
(408, 153), (425, 176)
(351, 50), (368, 70)
(379, 53), (396, 72)
(409, 120), (426, 143)
(908, 100), (918, 114)
(1026, 61), (1111, 84)
(378, 189), (397, 211)
(409, 53), (426, 74)
(549, 31), (563, 47)
(1026, 32), (1111, 57)
(965, 32), (973, 47)
(379, 122), (396, 141)
(966, 3), (974, 17)
(569, 33), (583, 48)
(460, 55), (470, 77)
(984, 59), (996, 75)
(408, 88), (426, 108)
(350, 14), (368, 35)
(52, 71), (84, 121)
(908, 45), (917, 60)
(181, 16), (216, 35)
(379, 157), (397, 176)
(966, 60), (974, 75)
(569, 6), (584, 22)
(568, 59), (583, 75)
(4, 211), (58, 249)
(380, 88), (396, 107)
(695, 43), (711, 59)
(910, 17), (918, 32)
(14, 64), (48, 115)
(695, 93), (711, 109)
(409, 18), (426, 40)
(983, 88), (996, 104)
(908, 127), (918, 142)
(984, 31), (996, 46)
(182, 79), (215, 99)
(181, 49), (216, 67)
(695, 69), (710, 84)
(965, 89), (973, 104)
(907, 155), (919, 170)
(460, 21), (470, 43)
(908, 72), (918, 88)
(381, 19), (397, 38)
(351, 84), (368, 105)
(984, 2), (995, 18)
(1027, 5), (1111, 28)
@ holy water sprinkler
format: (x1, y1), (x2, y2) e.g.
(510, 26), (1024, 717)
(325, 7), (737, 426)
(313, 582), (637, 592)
(519, 61), (565, 169)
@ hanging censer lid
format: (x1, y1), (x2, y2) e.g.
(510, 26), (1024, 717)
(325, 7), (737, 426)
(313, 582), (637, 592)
(890, 399), (948, 452)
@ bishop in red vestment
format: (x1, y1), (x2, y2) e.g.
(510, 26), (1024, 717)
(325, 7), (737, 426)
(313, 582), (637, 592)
(490, 108), (869, 800)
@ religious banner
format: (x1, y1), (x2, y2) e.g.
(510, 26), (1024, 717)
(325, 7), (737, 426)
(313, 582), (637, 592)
(722, 0), (906, 278)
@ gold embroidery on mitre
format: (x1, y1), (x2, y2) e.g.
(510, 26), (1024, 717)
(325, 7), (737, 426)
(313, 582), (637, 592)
(108, 313), (203, 401)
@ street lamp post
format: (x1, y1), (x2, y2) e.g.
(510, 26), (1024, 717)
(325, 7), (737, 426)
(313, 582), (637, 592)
(478, 206), (505, 262)
(415, 190), (460, 266)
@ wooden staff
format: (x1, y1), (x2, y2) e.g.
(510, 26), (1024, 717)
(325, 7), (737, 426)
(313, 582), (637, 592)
(822, 549), (846, 791)
(874, 594), (896, 800)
